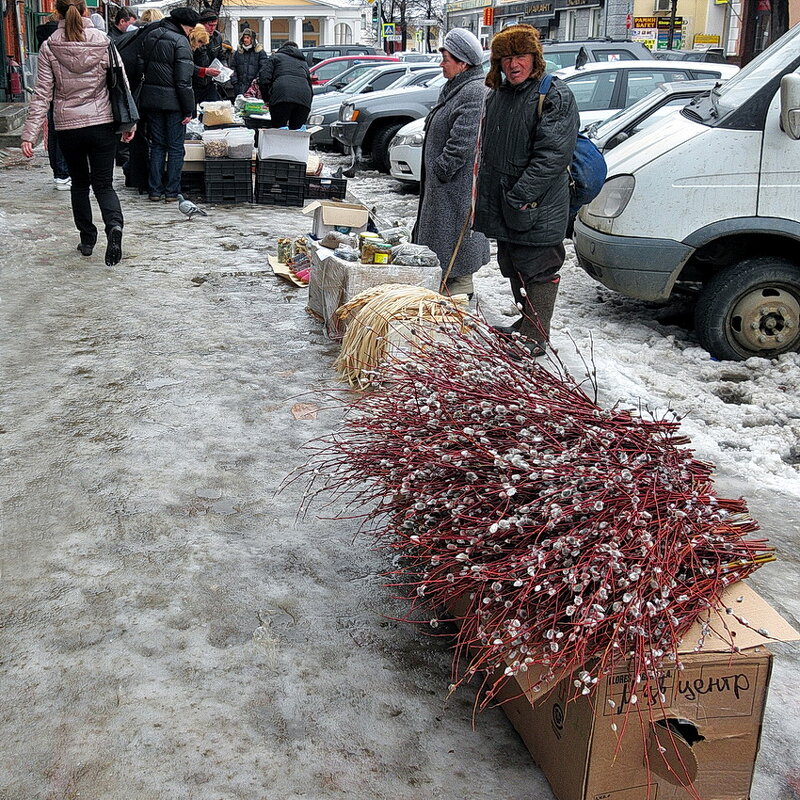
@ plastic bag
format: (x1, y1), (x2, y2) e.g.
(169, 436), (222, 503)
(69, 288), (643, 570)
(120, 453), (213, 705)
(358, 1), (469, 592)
(334, 245), (360, 262)
(390, 243), (440, 268)
(377, 226), (412, 246)
(209, 58), (234, 84)
(320, 231), (358, 250)
(185, 118), (204, 140)
(200, 100), (234, 126)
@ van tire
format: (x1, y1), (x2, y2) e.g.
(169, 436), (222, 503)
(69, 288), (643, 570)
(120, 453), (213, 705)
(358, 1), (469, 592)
(695, 257), (800, 361)
(371, 123), (405, 173)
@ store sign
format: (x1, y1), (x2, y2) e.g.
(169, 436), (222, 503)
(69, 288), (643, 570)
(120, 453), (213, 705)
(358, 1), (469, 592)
(632, 16), (684, 51)
(694, 33), (721, 46)
(446, 0), (492, 11)
(497, 0), (592, 15)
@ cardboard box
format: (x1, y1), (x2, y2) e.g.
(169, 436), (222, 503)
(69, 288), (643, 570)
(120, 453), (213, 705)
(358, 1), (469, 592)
(302, 200), (370, 239)
(485, 583), (798, 800)
(305, 240), (440, 340)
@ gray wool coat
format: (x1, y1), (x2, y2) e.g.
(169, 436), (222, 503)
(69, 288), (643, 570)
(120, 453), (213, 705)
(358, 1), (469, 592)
(413, 66), (490, 278)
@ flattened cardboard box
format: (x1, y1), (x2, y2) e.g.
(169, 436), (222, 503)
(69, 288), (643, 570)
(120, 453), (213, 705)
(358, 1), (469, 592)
(493, 583), (798, 800)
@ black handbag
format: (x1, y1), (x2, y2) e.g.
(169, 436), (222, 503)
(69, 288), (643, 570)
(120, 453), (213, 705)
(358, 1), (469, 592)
(106, 43), (139, 132)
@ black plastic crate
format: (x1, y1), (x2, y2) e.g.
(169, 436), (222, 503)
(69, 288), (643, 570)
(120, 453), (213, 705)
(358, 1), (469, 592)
(256, 158), (305, 183)
(254, 180), (305, 206)
(205, 178), (253, 204)
(205, 158), (253, 182)
(180, 171), (205, 196)
(304, 175), (347, 200)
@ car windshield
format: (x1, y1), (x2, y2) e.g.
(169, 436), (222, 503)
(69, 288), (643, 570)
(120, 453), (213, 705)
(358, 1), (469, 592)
(585, 87), (669, 137)
(342, 67), (391, 95)
(708, 24), (800, 118)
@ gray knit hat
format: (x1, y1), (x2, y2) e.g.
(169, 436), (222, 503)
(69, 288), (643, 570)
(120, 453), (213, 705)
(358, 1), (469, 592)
(440, 28), (484, 66)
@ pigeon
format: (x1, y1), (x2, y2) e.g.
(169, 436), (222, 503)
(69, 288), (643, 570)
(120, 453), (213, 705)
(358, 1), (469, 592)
(177, 194), (208, 219)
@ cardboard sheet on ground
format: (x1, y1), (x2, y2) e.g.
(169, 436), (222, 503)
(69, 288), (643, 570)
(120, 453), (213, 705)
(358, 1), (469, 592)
(268, 255), (307, 287)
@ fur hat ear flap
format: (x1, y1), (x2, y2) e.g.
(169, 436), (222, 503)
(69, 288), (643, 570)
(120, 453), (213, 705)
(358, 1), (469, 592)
(485, 61), (503, 90)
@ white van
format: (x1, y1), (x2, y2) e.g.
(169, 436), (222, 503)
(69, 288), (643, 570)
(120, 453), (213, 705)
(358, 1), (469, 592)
(573, 24), (800, 361)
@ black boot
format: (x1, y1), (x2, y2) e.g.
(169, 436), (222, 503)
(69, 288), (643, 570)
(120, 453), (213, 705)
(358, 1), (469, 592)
(492, 274), (526, 335)
(105, 226), (123, 266)
(77, 236), (96, 257)
(518, 279), (559, 356)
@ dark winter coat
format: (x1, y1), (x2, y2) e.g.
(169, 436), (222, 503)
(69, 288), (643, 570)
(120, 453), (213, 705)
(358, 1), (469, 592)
(473, 73), (579, 247)
(230, 37), (267, 97)
(137, 18), (195, 117)
(258, 44), (312, 108)
(205, 30), (229, 66)
(35, 19), (59, 48)
(413, 66), (489, 278)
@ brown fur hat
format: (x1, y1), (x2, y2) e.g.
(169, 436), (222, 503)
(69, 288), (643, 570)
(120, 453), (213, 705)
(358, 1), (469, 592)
(486, 24), (546, 89)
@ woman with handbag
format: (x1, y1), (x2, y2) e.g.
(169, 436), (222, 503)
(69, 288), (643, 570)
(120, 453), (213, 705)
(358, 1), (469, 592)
(21, 0), (135, 266)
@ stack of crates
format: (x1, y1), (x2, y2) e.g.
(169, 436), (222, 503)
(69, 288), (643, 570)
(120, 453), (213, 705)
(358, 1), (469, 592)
(204, 158), (253, 204)
(255, 159), (306, 206)
(304, 175), (348, 201)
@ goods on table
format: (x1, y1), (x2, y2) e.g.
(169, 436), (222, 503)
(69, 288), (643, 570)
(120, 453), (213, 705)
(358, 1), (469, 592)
(277, 238), (293, 264)
(202, 130), (228, 158)
(377, 226), (412, 246)
(320, 231), (358, 250)
(333, 284), (468, 387)
(201, 100), (235, 127)
(360, 238), (391, 265)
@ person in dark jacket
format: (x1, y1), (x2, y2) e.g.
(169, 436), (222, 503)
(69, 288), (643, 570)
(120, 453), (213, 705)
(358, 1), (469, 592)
(35, 13), (70, 190)
(230, 28), (266, 97)
(473, 24), (579, 356)
(192, 8), (228, 102)
(258, 41), (311, 129)
(137, 7), (198, 201)
(109, 6), (136, 41)
(413, 28), (488, 299)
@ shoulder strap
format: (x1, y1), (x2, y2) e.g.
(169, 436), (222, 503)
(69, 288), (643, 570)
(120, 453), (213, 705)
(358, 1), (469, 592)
(536, 72), (553, 118)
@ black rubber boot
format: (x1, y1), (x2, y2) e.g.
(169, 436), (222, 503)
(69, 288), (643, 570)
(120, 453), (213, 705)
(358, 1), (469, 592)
(77, 237), (96, 257)
(105, 226), (123, 266)
(518, 278), (559, 355)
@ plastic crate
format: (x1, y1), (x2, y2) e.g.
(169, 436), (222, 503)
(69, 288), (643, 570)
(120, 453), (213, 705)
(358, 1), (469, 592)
(205, 178), (253, 204)
(205, 158), (253, 182)
(254, 158), (306, 206)
(180, 171), (205, 197)
(256, 158), (306, 183)
(304, 175), (347, 201)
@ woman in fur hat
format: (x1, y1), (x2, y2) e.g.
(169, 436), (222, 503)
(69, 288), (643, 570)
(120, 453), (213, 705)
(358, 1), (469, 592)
(473, 24), (579, 355)
(230, 28), (266, 97)
(413, 28), (489, 298)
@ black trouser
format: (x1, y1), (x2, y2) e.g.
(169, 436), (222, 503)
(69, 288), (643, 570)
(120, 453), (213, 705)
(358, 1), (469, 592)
(57, 123), (123, 244)
(269, 102), (309, 130)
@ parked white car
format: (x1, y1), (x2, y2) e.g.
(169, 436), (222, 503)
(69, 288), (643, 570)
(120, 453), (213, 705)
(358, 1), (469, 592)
(555, 60), (739, 127)
(584, 78), (721, 152)
(389, 117), (426, 183)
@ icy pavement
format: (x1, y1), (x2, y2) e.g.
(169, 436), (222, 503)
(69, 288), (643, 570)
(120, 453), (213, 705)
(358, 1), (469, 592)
(0, 148), (798, 800)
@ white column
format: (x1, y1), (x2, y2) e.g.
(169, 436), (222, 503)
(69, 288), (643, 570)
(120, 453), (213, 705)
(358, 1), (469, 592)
(293, 16), (304, 45)
(325, 16), (336, 45)
(229, 16), (241, 43)
(261, 16), (272, 51)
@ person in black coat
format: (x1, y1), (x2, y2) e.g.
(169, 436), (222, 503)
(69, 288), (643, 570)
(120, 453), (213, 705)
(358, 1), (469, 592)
(137, 7), (198, 201)
(258, 41), (312, 130)
(230, 28), (266, 97)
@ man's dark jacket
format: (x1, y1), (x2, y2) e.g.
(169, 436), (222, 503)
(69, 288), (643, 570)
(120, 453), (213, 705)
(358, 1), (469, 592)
(136, 18), (195, 117)
(474, 74), (579, 246)
(258, 44), (312, 107)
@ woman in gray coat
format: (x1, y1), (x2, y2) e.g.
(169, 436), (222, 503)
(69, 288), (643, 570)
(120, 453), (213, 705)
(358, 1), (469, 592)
(413, 29), (489, 298)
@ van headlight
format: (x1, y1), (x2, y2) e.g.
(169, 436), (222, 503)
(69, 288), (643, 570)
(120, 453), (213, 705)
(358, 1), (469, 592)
(585, 175), (635, 219)
(341, 104), (359, 122)
(308, 113), (324, 125)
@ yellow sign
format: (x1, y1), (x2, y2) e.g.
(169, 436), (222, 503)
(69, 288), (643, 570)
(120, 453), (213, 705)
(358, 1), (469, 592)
(694, 33), (721, 44)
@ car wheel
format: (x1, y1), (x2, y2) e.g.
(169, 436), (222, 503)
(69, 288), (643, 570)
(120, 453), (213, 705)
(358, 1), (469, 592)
(371, 122), (406, 173)
(694, 256), (800, 361)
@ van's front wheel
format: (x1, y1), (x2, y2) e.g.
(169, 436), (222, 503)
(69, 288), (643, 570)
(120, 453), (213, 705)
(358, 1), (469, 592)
(695, 257), (800, 361)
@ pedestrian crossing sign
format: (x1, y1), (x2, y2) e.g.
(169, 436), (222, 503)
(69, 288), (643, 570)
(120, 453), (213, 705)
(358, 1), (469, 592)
(382, 23), (396, 36)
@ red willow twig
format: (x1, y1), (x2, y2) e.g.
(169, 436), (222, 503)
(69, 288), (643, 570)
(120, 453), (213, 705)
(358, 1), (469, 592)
(302, 317), (773, 797)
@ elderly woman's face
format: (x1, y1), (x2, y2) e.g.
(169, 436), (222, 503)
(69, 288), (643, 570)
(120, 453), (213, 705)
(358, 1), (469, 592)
(441, 49), (467, 80)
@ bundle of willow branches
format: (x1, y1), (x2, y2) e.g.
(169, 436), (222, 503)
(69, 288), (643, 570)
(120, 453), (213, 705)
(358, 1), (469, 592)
(307, 319), (772, 736)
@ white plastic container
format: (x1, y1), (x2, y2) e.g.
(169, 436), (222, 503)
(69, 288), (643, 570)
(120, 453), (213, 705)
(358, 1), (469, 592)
(226, 128), (255, 159)
(202, 129), (228, 158)
(257, 128), (318, 162)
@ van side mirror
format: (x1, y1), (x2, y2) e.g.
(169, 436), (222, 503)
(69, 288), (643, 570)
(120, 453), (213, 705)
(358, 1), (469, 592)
(780, 73), (800, 139)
